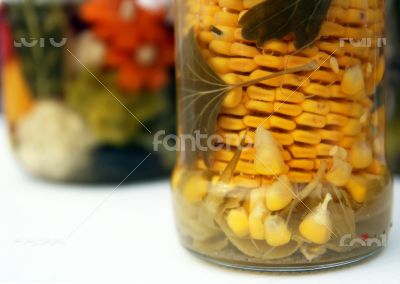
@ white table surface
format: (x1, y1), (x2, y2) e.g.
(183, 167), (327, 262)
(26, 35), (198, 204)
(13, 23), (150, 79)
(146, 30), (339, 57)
(0, 118), (399, 284)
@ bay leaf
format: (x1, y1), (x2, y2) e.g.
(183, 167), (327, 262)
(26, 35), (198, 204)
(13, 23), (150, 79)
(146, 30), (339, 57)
(239, 0), (332, 49)
(179, 28), (229, 167)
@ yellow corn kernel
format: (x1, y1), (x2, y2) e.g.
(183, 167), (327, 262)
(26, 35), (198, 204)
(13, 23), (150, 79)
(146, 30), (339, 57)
(302, 83), (332, 98)
(299, 194), (332, 244)
(284, 55), (313, 69)
(218, 116), (246, 130)
(273, 102), (303, 117)
(288, 171), (313, 183)
(243, 0), (264, 8)
(254, 127), (285, 175)
(275, 88), (305, 103)
(295, 113), (326, 128)
(341, 64), (365, 95)
(301, 100), (330, 115)
(230, 42), (260, 57)
(199, 4), (220, 15)
(199, 15), (214, 29)
(265, 176), (294, 211)
(228, 57), (258, 72)
(208, 57), (231, 74)
(233, 175), (261, 189)
(367, 159), (386, 175)
(249, 187), (267, 211)
(221, 73), (243, 108)
(317, 129), (343, 142)
(253, 54), (284, 69)
(245, 100), (273, 113)
(212, 25), (235, 41)
(288, 145), (317, 159)
(341, 119), (362, 136)
(328, 101), (351, 116)
(271, 132), (294, 146)
(214, 11), (238, 26)
(243, 115), (270, 129)
(249, 203), (267, 240)
(345, 175), (367, 203)
(181, 172), (209, 203)
(262, 39), (288, 54)
(326, 157), (352, 186)
(221, 103), (249, 116)
(226, 207), (249, 237)
(288, 159), (314, 170)
(198, 31), (214, 44)
(209, 40), (232, 55)
(349, 140), (373, 169)
(269, 116), (296, 131)
(291, 129), (321, 145)
(250, 69), (309, 88)
(339, 136), (356, 149)
(264, 215), (292, 247)
(218, 0), (243, 11)
(316, 143), (334, 157)
(247, 86), (275, 102)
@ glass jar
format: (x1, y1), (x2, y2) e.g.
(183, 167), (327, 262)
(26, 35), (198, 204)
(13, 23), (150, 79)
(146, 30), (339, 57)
(1, 0), (175, 183)
(172, 0), (392, 271)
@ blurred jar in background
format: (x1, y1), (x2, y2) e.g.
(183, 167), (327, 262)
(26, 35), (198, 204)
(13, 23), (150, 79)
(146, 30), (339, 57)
(1, 0), (175, 183)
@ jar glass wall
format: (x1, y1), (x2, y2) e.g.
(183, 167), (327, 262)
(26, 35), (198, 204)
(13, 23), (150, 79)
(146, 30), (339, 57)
(172, 0), (392, 271)
(1, 0), (175, 183)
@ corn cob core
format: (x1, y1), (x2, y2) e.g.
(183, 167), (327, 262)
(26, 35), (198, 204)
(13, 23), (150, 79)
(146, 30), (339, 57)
(186, 0), (385, 187)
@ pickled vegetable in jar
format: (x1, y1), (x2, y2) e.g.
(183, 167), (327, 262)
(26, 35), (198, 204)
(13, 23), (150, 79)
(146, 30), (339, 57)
(172, 0), (392, 271)
(1, 0), (175, 183)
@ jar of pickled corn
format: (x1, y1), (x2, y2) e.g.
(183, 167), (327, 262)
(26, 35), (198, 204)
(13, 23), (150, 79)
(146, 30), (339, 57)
(1, 0), (175, 182)
(172, 0), (392, 271)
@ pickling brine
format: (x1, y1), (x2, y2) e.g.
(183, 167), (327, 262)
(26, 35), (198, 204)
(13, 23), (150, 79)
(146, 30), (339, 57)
(172, 0), (392, 271)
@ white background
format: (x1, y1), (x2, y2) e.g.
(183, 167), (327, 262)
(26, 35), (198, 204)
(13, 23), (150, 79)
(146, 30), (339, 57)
(0, 119), (399, 284)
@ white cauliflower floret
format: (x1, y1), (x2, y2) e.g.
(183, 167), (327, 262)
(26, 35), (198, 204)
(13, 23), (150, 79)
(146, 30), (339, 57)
(74, 31), (105, 69)
(15, 100), (96, 180)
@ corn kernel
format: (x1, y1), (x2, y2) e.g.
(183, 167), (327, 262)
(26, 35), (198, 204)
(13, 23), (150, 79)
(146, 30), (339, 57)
(326, 158), (352, 186)
(291, 129), (321, 145)
(295, 113), (326, 128)
(254, 127), (286, 175)
(208, 57), (231, 73)
(226, 207), (249, 237)
(301, 100), (330, 115)
(249, 204), (267, 240)
(245, 100), (273, 113)
(265, 176), (294, 211)
(230, 42), (260, 57)
(341, 64), (365, 95)
(341, 119), (362, 136)
(345, 175), (367, 203)
(349, 140), (373, 169)
(249, 187), (266, 212)
(209, 40), (232, 55)
(264, 215), (292, 247)
(218, 0), (243, 11)
(218, 116), (246, 130)
(228, 57), (258, 72)
(299, 194), (332, 244)
(181, 172), (209, 203)
(247, 86), (275, 102)
(273, 102), (303, 117)
(275, 88), (305, 103)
